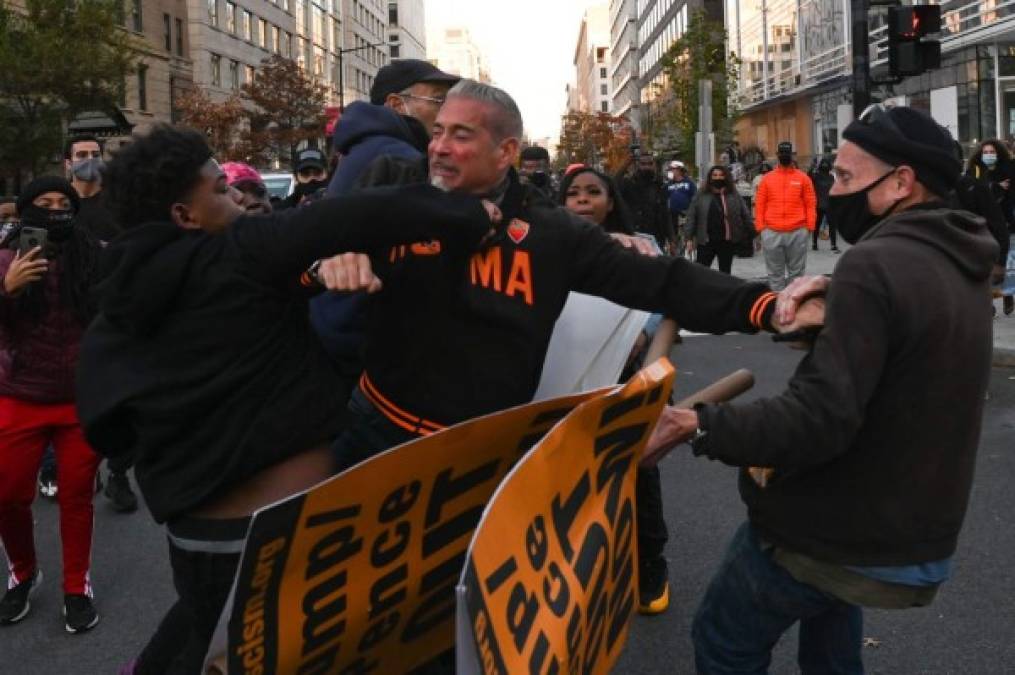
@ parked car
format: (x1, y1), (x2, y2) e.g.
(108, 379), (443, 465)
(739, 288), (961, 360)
(261, 173), (295, 200)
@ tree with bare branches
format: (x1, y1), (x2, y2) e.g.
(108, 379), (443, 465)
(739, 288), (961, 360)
(555, 111), (635, 173)
(242, 55), (328, 168)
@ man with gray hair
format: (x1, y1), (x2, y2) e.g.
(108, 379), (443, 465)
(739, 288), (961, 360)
(321, 80), (823, 671)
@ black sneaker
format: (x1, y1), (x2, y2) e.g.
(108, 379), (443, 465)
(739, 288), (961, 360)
(104, 471), (138, 513)
(38, 465), (58, 499)
(0, 569), (42, 625)
(64, 594), (99, 633)
(638, 556), (670, 616)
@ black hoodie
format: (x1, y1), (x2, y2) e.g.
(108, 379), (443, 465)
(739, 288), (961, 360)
(76, 185), (489, 523)
(696, 204), (999, 566)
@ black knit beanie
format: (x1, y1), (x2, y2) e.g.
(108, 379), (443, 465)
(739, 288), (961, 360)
(16, 176), (81, 215)
(842, 106), (961, 197)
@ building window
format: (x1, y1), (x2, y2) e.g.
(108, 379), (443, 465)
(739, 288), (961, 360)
(163, 14), (171, 51)
(245, 64), (256, 85)
(333, 19), (341, 54)
(243, 11), (252, 41)
(138, 65), (148, 111)
(273, 26), (281, 54)
(211, 53), (221, 86)
(230, 60), (240, 90)
(388, 2), (397, 25)
(261, 19), (270, 49)
(601, 101), (609, 112)
(600, 67), (607, 78)
(601, 84), (608, 95)
(314, 47), (324, 76)
(132, 0), (143, 31)
(225, 2), (235, 33)
(175, 18), (183, 55)
(390, 44), (399, 58)
(208, 0), (217, 27)
(282, 31), (292, 58)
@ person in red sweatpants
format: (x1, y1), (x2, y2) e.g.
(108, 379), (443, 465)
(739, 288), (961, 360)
(0, 176), (103, 633)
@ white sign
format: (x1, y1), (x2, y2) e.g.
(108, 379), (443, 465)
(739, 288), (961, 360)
(930, 86), (960, 140)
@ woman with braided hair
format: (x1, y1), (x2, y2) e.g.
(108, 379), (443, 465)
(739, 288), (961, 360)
(0, 176), (104, 634)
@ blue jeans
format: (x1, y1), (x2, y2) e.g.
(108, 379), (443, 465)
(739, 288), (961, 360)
(331, 386), (417, 473)
(692, 523), (864, 675)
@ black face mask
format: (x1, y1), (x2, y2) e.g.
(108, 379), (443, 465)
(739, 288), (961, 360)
(709, 179), (726, 190)
(826, 170), (900, 245)
(529, 171), (549, 189)
(294, 179), (327, 200)
(20, 205), (76, 243)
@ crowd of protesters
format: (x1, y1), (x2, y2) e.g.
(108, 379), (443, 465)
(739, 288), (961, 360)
(0, 60), (1004, 675)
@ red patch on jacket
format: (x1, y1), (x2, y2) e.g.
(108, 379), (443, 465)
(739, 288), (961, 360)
(506, 219), (530, 244)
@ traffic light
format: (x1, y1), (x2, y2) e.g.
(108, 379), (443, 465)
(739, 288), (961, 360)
(887, 4), (942, 77)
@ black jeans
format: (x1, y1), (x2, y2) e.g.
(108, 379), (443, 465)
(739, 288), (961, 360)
(697, 240), (738, 274)
(636, 464), (669, 568)
(107, 452), (134, 475)
(812, 209), (837, 248)
(136, 517), (247, 675)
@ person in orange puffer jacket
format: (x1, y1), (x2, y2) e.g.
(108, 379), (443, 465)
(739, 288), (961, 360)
(755, 141), (817, 290)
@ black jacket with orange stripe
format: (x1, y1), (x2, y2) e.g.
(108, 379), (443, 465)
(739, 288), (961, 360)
(360, 171), (778, 432)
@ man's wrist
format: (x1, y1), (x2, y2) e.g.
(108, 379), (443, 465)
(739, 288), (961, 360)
(689, 404), (710, 456)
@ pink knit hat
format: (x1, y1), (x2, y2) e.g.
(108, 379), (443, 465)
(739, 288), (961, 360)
(221, 161), (264, 188)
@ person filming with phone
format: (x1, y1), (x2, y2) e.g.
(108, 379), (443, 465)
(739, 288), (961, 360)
(0, 176), (104, 634)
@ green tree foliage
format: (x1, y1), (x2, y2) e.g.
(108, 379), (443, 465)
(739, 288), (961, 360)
(654, 9), (741, 173)
(0, 0), (140, 178)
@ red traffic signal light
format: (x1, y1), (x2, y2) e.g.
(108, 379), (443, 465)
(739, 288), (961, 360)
(888, 5), (942, 39)
(887, 4), (941, 77)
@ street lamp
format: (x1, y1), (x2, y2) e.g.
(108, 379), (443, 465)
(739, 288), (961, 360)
(337, 39), (395, 110)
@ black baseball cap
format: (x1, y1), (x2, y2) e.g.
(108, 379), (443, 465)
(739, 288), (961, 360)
(370, 59), (460, 105)
(295, 148), (326, 172)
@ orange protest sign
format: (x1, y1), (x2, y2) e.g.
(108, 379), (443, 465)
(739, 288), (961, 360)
(456, 359), (675, 675)
(214, 388), (605, 675)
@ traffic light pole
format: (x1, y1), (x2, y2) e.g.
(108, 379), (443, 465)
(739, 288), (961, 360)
(852, 0), (872, 119)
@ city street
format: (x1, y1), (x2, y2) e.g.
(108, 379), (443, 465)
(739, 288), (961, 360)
(1, 248), (1013, 674)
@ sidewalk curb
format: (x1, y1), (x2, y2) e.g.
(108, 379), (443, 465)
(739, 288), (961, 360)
(994, 346), (1015, 368)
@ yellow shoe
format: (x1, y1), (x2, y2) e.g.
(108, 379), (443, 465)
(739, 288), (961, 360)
(638, 581), (670, 615)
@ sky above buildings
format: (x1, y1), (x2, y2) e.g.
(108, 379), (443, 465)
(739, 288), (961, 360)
(425, 0), (603, 145)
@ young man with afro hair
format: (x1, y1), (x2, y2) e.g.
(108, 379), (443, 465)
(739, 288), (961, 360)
(76, 124), (495, 673)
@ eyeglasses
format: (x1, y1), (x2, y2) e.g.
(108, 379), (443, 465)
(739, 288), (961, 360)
(400, 93), (446, 105)
(858, 104), (904, 136)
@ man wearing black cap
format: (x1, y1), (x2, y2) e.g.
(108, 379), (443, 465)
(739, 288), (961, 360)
(518, 145), (553, 198)
(312, 60), (459, 380)
(278, 148), (329, 210)
(641, 106), (998, 673)
(325, 59), (459, 198)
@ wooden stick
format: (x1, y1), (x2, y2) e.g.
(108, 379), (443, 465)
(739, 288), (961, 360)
(673, 368), (755, 408)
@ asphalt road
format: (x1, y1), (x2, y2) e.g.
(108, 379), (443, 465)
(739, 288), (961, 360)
(2, 333), (1013, 674)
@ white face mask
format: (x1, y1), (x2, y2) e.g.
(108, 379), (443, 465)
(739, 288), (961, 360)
(982, 153), (998, 167)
